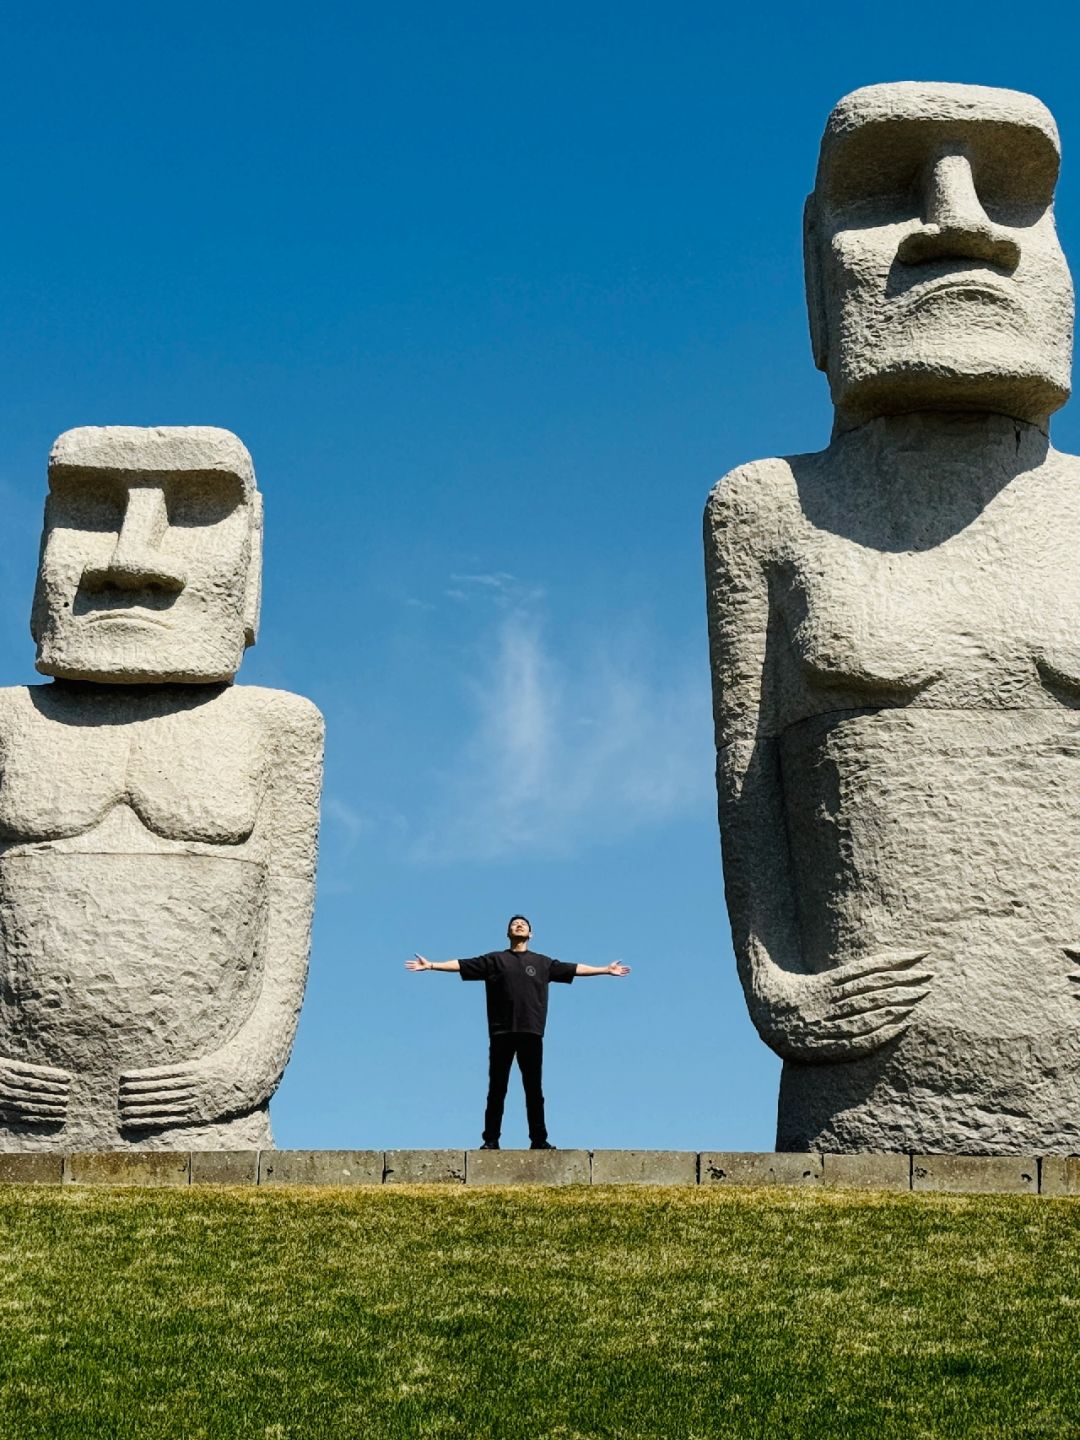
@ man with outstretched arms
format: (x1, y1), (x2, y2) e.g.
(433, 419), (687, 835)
(407, 915), (629, 1148)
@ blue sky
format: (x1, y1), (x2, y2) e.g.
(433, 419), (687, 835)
(3, 3), (1080, 1150)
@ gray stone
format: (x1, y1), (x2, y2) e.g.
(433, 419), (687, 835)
(259, 1150), (384, 1186)
(590, 1150), (697, 1185)
(0, 1153), (64, 1184)
(705, 83), (1080, 1154)
(1039, 1157), (1080, 1195)
(190, 1150), (259, 1186)
(912, 1156), (1037, 1194)
(0, 428), (324, 1153)
(383, 1150), (465, 1184)
(66, 1152), (190, 1187)
(822, 1153), (911, 1192)
(467, 1149), (590, 1186)
(699, 1152), (823, 1187)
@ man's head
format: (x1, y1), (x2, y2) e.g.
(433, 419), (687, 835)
(32, 426), (263, 683)
(507, 915), (532, 942)
(804, 82), (1073, 428)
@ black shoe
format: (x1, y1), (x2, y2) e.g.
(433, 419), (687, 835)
(480, 1141), (500, 1150)
(530, 1141), (556, 1150)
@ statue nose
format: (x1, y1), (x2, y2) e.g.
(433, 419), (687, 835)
(897, 152), (1020, 271)
(83, 486), (187, 594)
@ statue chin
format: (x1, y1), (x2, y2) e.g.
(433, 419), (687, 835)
(830, 358), (1071, 430)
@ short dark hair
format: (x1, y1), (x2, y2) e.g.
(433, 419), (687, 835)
(507, 914), (531, 931)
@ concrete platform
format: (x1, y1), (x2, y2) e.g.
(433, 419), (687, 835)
(467, 1149), (590, 1185)
(0, 1150), (1075, 1193)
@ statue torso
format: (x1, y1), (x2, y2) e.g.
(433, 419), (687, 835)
(759, 441), (1080, 1149)
(0, 684), (275, 1136)
(775, 443), (1080, 720)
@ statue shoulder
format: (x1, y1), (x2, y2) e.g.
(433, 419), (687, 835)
(704, 455), (803, 564)
(1049, 446), (1080, 476)
(0, 685), (48, 733)
(228, 686), (325, 751)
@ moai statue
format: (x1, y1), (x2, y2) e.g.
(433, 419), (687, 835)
(0, 427), (323, 1150)
(705, 84), (1080, 1153)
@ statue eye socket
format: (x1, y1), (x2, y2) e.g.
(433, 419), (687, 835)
(969, 159), (1053, 226)
(48, 478), (125, 534)
(164, 476), (243, 528)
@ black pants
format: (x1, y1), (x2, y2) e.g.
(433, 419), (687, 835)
(483, 1032), (547, 1145)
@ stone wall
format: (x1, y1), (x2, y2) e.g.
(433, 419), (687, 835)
(1, 1150), (1078, 1193)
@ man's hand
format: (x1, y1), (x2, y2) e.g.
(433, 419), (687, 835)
(0, 1057), (72, 1126)
(405, 953), (433, 972)
(606, 961), (630, 977)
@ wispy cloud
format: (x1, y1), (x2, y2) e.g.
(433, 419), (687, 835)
(444, 573), (546, 608)
(323, 795), (368, 848)
(411, 587), (711, 862)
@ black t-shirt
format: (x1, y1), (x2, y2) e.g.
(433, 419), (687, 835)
(458, 949), (576, 1036)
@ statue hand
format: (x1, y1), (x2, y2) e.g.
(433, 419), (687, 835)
(747, 947), (932, 1063)
(0, 1057), (72, 1126)
(118, 1056), (224, 1130)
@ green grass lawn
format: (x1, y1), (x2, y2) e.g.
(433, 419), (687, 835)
(0, 1184), (1078, 1439)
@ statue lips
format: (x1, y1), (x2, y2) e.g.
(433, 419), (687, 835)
(896, 274), (1021, 318)
(83, 609), (174, 629)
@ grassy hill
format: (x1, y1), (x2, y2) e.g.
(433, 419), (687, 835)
(0, 1184), (1077, 1439)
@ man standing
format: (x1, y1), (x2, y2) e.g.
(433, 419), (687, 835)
(406, 916), (630, 1149)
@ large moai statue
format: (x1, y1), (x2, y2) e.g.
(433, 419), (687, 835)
(0, 427), (323, 1150)
(705, 83), (1080, 1153)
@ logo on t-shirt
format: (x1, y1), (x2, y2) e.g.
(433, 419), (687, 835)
(525, 965), (536, 977)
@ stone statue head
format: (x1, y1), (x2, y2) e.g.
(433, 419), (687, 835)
(804, 82), (1074, 429)
(32, 426), (263, 684)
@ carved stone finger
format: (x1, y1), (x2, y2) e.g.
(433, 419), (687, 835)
(0, 1077), (70, 1094)
(119, 1075), (196, 1096)
(0, 1103), (67, 1122)
(835, 972), (934, 1002)
(0, 1075), (70, 1097)
(0, 1082), (70, 1104)
(811, 1013), (915, 1058)
(120, 1105), (195, 1121)
(819, 1005), (917, 1039)
(830, 990), (930, 1022)
(120, 1108), (197, 1126)
(1, 1060), (72, 1083)
(0, 1094), (68, 1112)
(832, 952), (929, 984)
(121, 1092), (197, 1113)
(120, 1112), (194, 1129)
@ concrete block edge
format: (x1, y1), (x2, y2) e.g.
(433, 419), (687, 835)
(2, 1150), (1076, 1192)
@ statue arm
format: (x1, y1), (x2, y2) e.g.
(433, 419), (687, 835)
(706, 465), (931, 1062)
(119, 695), (325, 1131)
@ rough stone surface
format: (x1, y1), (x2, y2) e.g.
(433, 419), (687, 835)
(705, 83), (1080, 1153)
(591, 1150), (697, 1185)
(190, 1150), (259, 1185)
(259, 1150), (384, 1185)
(467, 1149), (591, 1185)
(66, 1151), (190, 1186)
(699, 1152), (823, 1186)
(0, 428), (324, 1153)
(912, 1156), (1037, 1194)
(0, 1153), (63, 1184)
(383, 1150), (465, 1184)
(1038, 1157), (1080, 1195)
(822, 1153), (911, 1191)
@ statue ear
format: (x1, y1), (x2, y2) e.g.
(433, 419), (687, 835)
(242, 491), (264, 648)
(804, 195), (829, 373)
